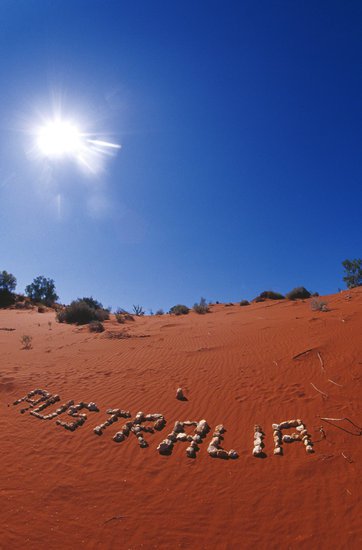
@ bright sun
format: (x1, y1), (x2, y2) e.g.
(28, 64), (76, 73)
(33, 110), (121, 174)
(36, 119), (83, 158)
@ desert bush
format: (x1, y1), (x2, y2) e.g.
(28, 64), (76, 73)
(88, 321), (105, 333)
(311, 298), (329, 312)
(257, 290), (285, 300)
(224, 302), (234, 307)
(155, 308), (164, 315)
(20, 334), (32, 350)
(25, 276), (58, 306)
(57, 299), (109, 325)
(240, 300), (250, 306)
(38, 305), (46, 313)
(342, 259), (362, 289)
(80, 297), (104, 310)
(285, 287), (311, 300)
(169, 304), (190, 315)
(94, 308), (110, 321)
(132, 304), (145, 316)
(254, 296), (265, 303)
(193, 297), (209, 314)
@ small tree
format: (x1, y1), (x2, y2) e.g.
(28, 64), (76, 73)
(0, 271), (17, 292)
(0, 270), (17, 308)
(342, 259), (362, 289)
(25, 276), (58, 306)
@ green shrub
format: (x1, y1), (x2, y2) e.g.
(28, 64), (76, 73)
(193, 297), (209, 314)
(240, 300), (250, 306)
(57, 299), (109, 325)
(254, 296), (265, 303)
(88, 321), (105, 333)
(285, 287), (311, 300)
(169, 304), (190, 315)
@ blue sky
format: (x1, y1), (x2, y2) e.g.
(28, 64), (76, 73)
(0, 1), (361, 311)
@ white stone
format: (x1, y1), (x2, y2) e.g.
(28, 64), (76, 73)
(253, 445), (262, 456)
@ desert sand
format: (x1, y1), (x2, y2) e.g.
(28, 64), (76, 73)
(0, 289), (361, 549)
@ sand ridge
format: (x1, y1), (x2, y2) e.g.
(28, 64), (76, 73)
(0, 289), (361, 549)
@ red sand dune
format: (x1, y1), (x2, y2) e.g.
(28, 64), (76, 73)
(0, 289), (361, 549)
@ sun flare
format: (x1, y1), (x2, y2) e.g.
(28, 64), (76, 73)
(33, 113), (121, 173)
(36, 119), (83, 158)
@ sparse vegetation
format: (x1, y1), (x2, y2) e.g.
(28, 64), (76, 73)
(25, 276), (58, 306)
(88, 320), (105, 333)
(342, 259), (362, 289)
(20, 334), (33, 350)
(311, 298), (329, 312)
(115, 308), (134, 323)
(155, 308), (164, 315)
(38, 305), (46, 313)
(193, 297), (209, 314)
(57, 299), (109, 325)
(240, 300), (250, 306)
(169, 304), (190, 315)
(132, 304), (145, 316)
(285, 287), (311, 300)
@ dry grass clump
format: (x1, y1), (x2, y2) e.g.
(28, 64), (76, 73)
(240, 300), (250, 306)
(20, 335), (33, 350)
(115, 309), (135, 323)
(311, 298), (329, 312)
